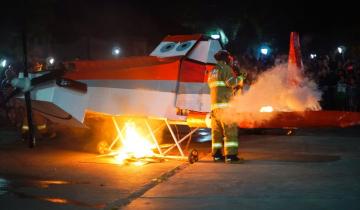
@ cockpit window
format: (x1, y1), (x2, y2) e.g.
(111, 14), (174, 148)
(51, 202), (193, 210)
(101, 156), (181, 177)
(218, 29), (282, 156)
(160, 42), (176, 53)
(150, 40), (197, 57)
(175, 41), (192, 52)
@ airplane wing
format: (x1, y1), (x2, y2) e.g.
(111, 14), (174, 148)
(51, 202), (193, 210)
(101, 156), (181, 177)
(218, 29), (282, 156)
(17, 99), (86, 128)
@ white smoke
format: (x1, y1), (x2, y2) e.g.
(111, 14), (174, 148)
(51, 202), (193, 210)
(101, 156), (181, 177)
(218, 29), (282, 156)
(221, 63), (322, 125)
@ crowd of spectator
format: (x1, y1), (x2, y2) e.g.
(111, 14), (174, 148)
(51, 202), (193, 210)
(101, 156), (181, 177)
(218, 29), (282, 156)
(235, 50), (360, 112)
(306, 54), (360, 111)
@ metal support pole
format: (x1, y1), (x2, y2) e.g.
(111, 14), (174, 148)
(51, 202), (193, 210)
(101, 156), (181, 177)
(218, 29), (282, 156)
(185, 127), (193, 151)
(22, 0), (35, 148)
(165, 119), (184, 157)
(108, 136), (119, 151)
(163, 127), (199, 155)
(112, 117), (125, 145)
(143, 124), (164, 140)
(144, 119), (162, 155)
(108, 119), (127, 151)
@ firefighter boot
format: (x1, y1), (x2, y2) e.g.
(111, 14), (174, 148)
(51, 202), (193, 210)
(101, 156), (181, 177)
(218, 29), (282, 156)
(212, 149), (225, 162)
(225, 155), (244, 164)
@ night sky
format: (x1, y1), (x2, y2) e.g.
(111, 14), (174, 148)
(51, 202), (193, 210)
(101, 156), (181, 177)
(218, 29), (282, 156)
(1, 0), (359, 57)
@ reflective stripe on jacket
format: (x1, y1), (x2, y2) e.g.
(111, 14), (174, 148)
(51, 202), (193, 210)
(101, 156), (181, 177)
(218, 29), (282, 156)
(208, 61), (243, 109)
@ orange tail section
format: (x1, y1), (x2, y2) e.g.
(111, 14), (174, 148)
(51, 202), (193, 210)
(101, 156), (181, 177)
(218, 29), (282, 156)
(288, 32), (303, 86)
(288, 32), (303, 68)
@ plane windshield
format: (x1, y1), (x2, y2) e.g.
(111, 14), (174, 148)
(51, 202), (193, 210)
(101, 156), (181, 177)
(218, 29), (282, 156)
(150, 40), (196, 57)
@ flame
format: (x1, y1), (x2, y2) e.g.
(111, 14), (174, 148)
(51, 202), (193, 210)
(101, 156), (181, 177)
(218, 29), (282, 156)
(115, 121), (155, 165)
(43, 198), (68, 204)
(260, 106), (274, 113)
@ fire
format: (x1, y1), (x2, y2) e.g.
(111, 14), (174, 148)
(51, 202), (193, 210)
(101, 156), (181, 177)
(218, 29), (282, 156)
(260, 106), (274, 113)
(115, 121), (155, 165)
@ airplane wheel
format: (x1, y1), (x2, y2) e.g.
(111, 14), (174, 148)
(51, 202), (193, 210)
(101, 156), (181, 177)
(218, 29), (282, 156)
(97, 140), (110, 154)
(188, 149), (199, 164)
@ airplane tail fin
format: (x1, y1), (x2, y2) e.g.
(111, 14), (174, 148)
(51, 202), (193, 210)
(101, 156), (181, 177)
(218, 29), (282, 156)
(288, 32), (303, 69)
(288, 32), (303, 85)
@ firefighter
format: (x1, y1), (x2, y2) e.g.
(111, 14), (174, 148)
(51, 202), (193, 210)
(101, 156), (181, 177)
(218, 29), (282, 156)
(208, 50), (244, 163)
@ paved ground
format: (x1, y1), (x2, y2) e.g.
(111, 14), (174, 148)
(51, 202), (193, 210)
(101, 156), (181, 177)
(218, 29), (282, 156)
(1, 127), (360, 210)
(125, 128), (360, 210)
(0, 131), (185, 210)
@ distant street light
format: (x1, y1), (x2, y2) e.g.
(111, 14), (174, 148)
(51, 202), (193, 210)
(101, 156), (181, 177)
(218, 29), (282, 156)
(260, 48), (269, 55)
(206, 28), (228, 44)
(210, 34), (220, 39)
(46, 56), (55, 66)
(1, 59), (7, 68)
(337, 46), (345, 54)
(310, 54), (317, 59)
(112, 46), (121, 56)
(337, 47), (343, 54)
(49, 58), (55, 65)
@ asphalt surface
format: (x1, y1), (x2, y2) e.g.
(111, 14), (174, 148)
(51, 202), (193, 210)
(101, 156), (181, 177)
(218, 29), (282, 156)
(0, 126), (360, 210)
(0, 131), (185, 210)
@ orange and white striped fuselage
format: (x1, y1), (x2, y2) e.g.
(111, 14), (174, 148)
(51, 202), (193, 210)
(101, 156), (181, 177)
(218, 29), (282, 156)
(32, 34), (222, 123)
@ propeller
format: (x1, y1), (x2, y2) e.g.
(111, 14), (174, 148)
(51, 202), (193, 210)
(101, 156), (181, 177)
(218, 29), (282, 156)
(1, 62), (88, 148)
(4, 63), (87, 103)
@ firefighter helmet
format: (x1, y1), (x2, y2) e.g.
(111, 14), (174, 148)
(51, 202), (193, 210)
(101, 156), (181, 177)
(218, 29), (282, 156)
(214, 50), (231, 64)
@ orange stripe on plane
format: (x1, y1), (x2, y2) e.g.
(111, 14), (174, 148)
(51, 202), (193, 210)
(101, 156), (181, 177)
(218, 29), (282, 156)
(66, 57), (180, 81)
(65, 55), (212, 83)
(179, 60), (214, 83)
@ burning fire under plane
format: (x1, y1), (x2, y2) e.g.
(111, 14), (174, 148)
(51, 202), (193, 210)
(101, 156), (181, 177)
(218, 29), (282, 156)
(6, 32), (360, 157)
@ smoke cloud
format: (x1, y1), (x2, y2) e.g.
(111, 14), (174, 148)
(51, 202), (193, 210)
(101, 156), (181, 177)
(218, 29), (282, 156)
(221, 64), (322, 126)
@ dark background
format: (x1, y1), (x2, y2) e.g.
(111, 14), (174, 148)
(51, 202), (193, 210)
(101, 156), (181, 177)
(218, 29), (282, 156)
(1, 0), (359, 61)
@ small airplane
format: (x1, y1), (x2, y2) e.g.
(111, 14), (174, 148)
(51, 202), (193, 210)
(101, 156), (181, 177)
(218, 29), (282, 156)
(3, 34), (223, 154)
(35, 34), (219, 123)
(4, 32), (360, 155)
